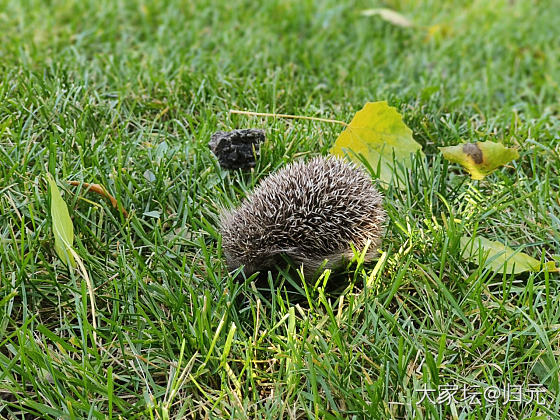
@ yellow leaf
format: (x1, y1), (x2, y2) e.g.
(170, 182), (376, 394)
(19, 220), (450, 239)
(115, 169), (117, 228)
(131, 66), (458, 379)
(439, 141), (519, 180)
(47, 174), (76, 267)
(330, 101), (424, 186)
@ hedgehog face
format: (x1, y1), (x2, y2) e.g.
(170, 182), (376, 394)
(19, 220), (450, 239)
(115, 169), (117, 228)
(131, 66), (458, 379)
(219, 156), (385, 279)
(220, 217), (283, 276)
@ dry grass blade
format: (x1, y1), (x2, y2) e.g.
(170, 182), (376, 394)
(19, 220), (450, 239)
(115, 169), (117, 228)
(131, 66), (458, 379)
(68, 181), (129, 218)
(229, 109), (348, 127)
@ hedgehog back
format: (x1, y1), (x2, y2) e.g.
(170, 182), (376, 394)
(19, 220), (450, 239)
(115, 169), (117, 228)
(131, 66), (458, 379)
(220, 156), (385, 276)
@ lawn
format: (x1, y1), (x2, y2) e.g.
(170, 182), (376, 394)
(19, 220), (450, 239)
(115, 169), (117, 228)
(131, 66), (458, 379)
(1, 0), (559, 418)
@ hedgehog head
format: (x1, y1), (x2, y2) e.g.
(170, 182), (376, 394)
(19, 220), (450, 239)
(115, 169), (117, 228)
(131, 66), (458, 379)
(219, 156), (385, 278)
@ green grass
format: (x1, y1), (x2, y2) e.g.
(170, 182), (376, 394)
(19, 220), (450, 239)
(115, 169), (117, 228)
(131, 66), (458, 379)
(1, 0), (559, 418)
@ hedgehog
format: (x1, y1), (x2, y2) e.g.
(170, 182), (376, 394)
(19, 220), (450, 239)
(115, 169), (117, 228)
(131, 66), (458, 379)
(219, 156), (386, 278)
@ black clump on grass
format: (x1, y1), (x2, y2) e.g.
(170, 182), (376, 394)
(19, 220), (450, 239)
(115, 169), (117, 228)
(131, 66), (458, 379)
(209, 128), (264, 169)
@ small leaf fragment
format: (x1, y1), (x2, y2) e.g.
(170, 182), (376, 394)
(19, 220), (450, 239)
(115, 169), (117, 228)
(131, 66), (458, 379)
(143, 210), (161, 219)
(47, 174), (76, 267)
(330, 101), (424, 186)
(144, 170), (156, 183)
(361, 8), (413, 28)
(439, 141), (519, 180)
(460, 235), (557, 274)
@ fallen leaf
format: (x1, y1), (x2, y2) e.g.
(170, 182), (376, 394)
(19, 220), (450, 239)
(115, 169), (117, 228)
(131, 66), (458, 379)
(330, 101), (424, 186)
(47, 174), (76, 267)
(361, 8), (413, 28)
(460, 235), (557, 274)
(439, 141), (519, 180)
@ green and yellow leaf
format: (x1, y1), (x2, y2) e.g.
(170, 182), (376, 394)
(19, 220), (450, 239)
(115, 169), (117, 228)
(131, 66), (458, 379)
(439, 141), (519, 180)
(460, 235), (557, 274)
(47, 174), (76, 267)
(330, 101), (424, 186)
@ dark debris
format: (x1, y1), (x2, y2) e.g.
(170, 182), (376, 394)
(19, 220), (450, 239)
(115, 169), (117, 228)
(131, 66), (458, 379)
(209, 129), (265, 170)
